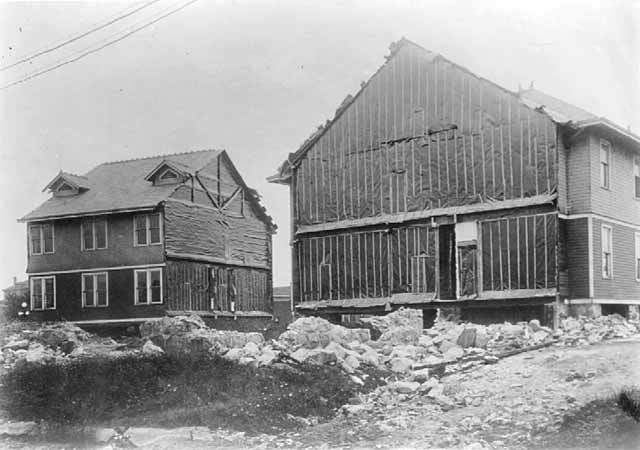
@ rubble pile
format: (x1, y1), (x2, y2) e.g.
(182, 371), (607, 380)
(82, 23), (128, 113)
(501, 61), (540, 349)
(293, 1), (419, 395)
(0, 322), (94, 368)
(556, 314), (640, 345)
(139, 315), (264, 357)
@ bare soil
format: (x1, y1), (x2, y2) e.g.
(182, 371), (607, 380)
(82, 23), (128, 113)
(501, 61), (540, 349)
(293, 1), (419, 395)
(2, 339), (639, 449)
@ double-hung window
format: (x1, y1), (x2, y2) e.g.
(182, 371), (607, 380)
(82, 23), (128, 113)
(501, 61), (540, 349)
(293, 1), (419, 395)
(134, 268), (163, 305)
(29, 223), (54, 255)
(81, 219), (108, 250)
(601, 225), (613, 279)
(82, 273), (108, 307)
(600, 140), (611, 189)
(635, 233), (640, 281)
(134, 213), (161, 246)
(31, 276), (55, 310)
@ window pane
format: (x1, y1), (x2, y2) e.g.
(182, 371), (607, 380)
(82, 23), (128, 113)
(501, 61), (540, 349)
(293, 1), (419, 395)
(97, 274), (107, 306)
(136, 272), (147, 303)
(82, 222), (94, 250)
(43, 224), (54, 253)
(636, 176), (640, 198)
(135, 216), (147, 245)
(149, 214), (160, 244)
(30, 225), (42, 254)
(32, 279), (43, 310)
(83, 275), (94, 306)
(600, 146), (609, 163)
(96, 220), (107, 249)
(150, 270), (161, 303)
(44, 278), (55, 309)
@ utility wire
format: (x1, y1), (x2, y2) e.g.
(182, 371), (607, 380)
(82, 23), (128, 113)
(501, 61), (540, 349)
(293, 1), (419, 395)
(0, 0), (163, 71)
(1, 0), (200, 91)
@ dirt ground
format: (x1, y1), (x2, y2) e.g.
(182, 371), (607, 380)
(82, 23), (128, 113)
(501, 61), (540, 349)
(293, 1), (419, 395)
(2, 338), (639, 450)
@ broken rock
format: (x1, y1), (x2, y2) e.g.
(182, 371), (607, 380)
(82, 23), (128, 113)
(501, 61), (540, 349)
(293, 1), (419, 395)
(389, 357), (414, 373)
(389, 381), (420, 394)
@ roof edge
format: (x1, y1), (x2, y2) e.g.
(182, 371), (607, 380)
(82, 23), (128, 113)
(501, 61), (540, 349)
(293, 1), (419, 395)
(19, 205), (160, 223)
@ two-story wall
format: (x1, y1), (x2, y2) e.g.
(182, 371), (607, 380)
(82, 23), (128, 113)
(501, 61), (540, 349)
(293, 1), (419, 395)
(560, 129), (640, 308)
(272, 39), (561, 320)
(26, 210), (166, 322)
(22, 150), (277, 325)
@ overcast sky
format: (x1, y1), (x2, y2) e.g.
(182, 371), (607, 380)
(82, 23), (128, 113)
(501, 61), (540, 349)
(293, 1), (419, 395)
(1, 0), (638, 291)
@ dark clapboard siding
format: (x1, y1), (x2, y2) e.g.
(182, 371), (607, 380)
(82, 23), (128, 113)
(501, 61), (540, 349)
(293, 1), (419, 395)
(165, 259), (271, 313)
(293, 41), (558, 226)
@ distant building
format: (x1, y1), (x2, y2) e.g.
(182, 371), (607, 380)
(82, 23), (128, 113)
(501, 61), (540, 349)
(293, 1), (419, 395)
(20, 150), (277, 326)
(2, 277), (29, 300)
(272, 285), (293, 324)
(269, 38), (640, 322)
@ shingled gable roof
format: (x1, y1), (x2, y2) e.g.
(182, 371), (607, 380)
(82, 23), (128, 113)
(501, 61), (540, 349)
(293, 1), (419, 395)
(20, 150), (221, 222)
(21, 148), (277, 231)
(269, 38), (639, 183)
(519, 88), (640, 149)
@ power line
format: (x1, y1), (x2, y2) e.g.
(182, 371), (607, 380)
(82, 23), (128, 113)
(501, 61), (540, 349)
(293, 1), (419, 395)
(1, 0), (200, 91)
(0, 0), (163, 72)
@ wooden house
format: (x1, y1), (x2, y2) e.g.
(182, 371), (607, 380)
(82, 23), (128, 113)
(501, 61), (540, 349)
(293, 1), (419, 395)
(269, 39), (640, 322)
(20, 149), (277, 326)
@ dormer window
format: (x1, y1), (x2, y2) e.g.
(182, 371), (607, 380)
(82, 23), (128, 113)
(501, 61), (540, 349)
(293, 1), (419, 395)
(144, 160), (187, 186)
(43, 171), (89, 197)
(157, 168), (179, 184)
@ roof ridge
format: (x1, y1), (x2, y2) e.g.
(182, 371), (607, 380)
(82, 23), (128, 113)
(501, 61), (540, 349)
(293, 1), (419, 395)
(60, 171), (89, 179)
(100, 149), (223, 166)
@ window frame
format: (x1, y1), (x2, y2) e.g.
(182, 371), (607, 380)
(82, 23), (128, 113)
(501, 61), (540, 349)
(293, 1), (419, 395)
(634, 158), (640, 199)
(133, 213), (162, 247)
(600, 139), (611, 190)
(601, 224), (613, 279)
(81, 219), (108, 251)
(29, 223), (55, 255)
(30, 276), (56, 310)
(81, 272), (109, 308)
(635, 232), (640, 282)
(133, 268), (163, 305)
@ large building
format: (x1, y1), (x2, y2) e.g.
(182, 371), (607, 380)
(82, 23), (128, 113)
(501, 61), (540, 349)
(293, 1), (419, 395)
(269, 39), (640, 323)
(20, 149), (277, 326)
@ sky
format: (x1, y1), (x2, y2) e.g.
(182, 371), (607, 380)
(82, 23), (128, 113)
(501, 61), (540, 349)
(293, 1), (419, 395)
(0, 0), (639, 292)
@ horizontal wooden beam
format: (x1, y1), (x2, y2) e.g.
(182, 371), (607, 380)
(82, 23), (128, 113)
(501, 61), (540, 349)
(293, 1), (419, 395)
(478, 288), (557, 300)
(296, 194), (557, 235)
(166, 251), (270, 270)
(167, 310), (273, 318)
(296, 289), (558, 314)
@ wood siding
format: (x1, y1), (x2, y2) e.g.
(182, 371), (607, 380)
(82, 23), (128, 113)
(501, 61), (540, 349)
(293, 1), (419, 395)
(592, 218), (640, 300)
(293, 43), (558, 227)
(165, 259), (271, 313)
(566, 218), (590, 298)
(27, 213), (164, 274)
(27, 268), (166, 322)
(164, 199), (270, 269)
(587, 133), (640, 225)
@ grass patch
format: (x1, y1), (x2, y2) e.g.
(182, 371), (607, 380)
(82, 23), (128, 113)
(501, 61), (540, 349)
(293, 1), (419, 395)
(0, 353), (385, 434)
(531, 388), (640, 449)
(618, 387), (640, 422)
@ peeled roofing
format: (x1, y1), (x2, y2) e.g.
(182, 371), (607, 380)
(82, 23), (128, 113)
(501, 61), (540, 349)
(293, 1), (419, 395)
(21, 150), (221, 221)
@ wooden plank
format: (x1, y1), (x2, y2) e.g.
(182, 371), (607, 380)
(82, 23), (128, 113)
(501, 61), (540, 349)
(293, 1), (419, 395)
(295, 194), (557, 234)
